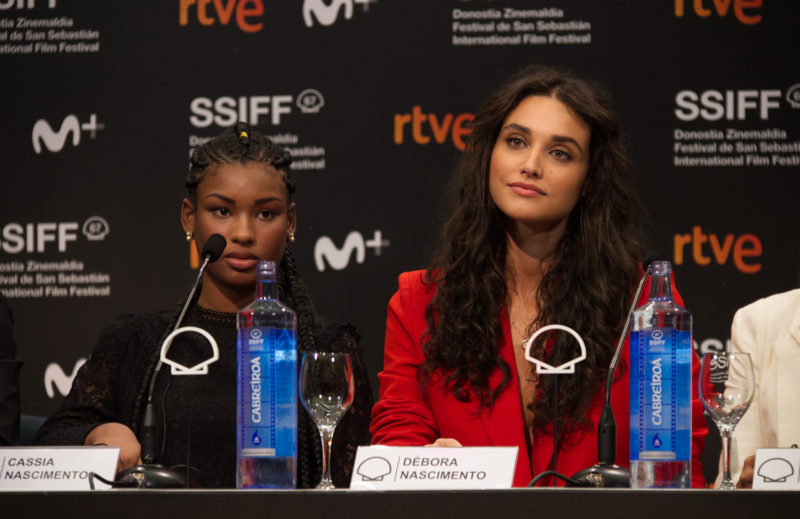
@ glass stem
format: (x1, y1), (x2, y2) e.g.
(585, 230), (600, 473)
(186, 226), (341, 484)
(319, 425), (335, 486)
(720, 425), (734, 488)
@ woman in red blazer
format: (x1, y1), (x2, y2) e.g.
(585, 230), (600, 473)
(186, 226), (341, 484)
(370, 65), (707, 488)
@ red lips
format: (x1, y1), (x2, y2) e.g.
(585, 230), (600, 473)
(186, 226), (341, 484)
(509, 182), (546, 197)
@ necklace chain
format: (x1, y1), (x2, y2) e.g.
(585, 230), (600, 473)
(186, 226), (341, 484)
(507, 281), (539, 351)
(509, 316), (538, 351)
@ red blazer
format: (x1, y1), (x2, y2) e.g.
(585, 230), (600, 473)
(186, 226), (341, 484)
(370, 270), (708, 488)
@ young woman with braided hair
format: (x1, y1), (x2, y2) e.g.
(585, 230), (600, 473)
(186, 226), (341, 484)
(36, 122), (372, 488)
(370, 65), (707, 487)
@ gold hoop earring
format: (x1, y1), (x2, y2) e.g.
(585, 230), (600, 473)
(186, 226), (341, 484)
(185, 231), (193, 242)
(288, 232), (295, 243)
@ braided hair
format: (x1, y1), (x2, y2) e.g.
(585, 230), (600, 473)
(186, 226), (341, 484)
(131, 122), (323, 487)
(186, 121), (294, 203)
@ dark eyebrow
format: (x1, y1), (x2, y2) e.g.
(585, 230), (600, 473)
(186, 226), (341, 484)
(501, 123), (530, 135)
(255, 197), (283, 205)
(552, 135), (584, 153)
(203, 194), (283, 205)
(204, 193), (234, 204)
(500, 123), (584, 153)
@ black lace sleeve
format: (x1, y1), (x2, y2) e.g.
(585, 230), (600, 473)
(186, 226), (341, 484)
(34, 313), (164, 446)
(0, 293), (21, 446)
(297, 320), (374, 488)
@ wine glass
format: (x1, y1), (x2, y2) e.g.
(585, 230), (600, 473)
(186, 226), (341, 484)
(699, 352), (754, 489)
(299, 351), (355, 489)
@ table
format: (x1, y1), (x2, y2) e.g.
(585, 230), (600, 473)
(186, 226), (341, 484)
(4, 488), (799, 519)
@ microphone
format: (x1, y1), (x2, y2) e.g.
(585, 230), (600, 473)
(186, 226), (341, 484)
(570, 262), (652, 488)
(172, 233), (226, 330)
(114, 233), (226, 488)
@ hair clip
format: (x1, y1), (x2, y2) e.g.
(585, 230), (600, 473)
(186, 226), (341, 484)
(238, 131), (248, 139)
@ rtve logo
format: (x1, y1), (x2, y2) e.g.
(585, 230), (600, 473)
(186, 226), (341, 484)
(673, 225), (762, 274)
(674, 0), (762, 25)
(0, 0), (57, 10)
(32, 114), (104, 154)
(302, 0), (377, 28)
(179, 0), (265, 33)
(314, 230), (389, 272)
(394, 106), (474, 151)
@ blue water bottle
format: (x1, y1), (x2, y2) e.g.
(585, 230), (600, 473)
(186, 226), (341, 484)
(629, 260), (692, 488)
(236, 260), (298, 488)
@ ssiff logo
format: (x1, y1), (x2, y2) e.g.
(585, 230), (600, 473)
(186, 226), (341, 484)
(0, 0), (58, 10)
(32, 114), (104, 154)
(297, 89), (325, 113)
(786, 84), (800, 109)
(0, 216), (109, 254)
(303, 0), (377, 28)
(694, 336), (732, 355)
(674, 89), (781, 121)
(189, 90), (324, 128)
(674, 0), (763, 25)
(314, 230), (389, 272)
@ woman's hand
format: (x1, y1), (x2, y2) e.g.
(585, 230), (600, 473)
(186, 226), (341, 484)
(85, 422), (142, 473)
(736, 454), (755, 489)
(425, 438), (463, 447)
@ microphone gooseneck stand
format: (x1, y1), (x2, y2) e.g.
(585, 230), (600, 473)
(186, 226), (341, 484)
(524, 325), (590, 488)
(113, 234), (227, 488)
(527, 374), (591, 488)
(569, 264), (652, 488)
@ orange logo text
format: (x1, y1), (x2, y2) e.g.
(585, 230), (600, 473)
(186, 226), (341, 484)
(179, 0), (264, 33)
(394, 106), (474, 151)
(674, 0), (762, 25)
(188, 239), (200, 269)
(673, 225), (762, 274)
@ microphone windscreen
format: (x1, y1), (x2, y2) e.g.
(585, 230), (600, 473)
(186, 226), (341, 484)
(201, 234), (227, 263)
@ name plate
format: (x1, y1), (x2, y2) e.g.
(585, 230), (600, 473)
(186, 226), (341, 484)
(349, 446), (517, 490)
(752, 448), (800, 490)
(0, 446), (119, 491)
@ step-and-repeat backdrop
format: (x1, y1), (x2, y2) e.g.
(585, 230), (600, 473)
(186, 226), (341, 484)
(2, 1), (798, 483)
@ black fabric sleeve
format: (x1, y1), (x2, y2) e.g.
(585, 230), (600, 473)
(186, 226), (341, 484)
(33, 313), (160, 446)
(0, 293), (21, 446)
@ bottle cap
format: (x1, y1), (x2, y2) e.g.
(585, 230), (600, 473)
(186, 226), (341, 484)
(257, 260), (277, 279)
(650, 260), (671, 276)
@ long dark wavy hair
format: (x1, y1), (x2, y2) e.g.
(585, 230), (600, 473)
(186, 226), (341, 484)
(131, 122), (326, 487)
(422, 65), (646, 437)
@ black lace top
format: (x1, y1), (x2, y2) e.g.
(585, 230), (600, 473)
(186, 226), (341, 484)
(0, 292), (21, 445)
(34, 304), (373, 488)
